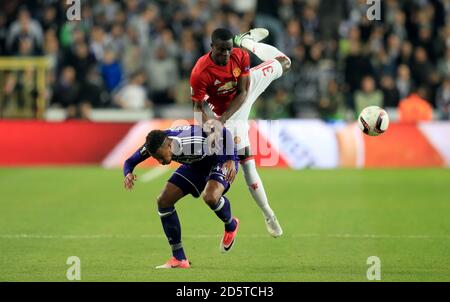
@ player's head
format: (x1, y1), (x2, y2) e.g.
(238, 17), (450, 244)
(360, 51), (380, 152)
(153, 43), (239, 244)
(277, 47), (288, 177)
(145, 130), (172, 165)
(211, 28), (233, 66)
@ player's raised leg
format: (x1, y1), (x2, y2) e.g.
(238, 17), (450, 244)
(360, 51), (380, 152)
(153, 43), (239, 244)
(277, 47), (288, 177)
(234, 28), (291, 72)
(203, 179), (239, 253)
(155, 182), (190, 269)
(229, 29), (286, 238)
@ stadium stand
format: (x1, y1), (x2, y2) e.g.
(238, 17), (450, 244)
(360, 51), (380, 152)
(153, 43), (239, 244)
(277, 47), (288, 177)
(0, 0), (449, 121)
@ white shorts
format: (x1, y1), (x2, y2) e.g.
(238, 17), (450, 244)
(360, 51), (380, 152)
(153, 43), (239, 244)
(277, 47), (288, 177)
(225, 59), (284, 150)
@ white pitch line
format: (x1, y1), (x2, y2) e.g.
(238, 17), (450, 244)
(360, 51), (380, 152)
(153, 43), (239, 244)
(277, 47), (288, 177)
(322, 234), (450, 240)
(140, 166), (170, 183)
(1, 234), (450, 240)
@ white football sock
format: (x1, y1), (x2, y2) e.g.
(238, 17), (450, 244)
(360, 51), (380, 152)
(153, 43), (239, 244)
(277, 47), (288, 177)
(240, 159), (274, 219)
(241, 39), (291, 65)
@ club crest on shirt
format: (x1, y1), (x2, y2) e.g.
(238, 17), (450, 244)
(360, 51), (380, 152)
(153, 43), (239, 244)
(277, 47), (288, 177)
(233, 67), (241, 77)
(234, 136), (241, 145)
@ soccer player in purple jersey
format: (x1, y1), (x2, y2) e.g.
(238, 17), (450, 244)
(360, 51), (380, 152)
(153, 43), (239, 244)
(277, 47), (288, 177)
(123, 125), (239, 269)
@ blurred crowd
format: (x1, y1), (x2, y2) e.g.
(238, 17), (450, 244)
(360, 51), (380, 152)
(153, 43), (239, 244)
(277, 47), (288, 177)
(0, 0), (449, 120)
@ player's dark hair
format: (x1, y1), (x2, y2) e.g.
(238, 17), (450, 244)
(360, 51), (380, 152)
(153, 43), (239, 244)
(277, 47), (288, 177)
(211, 28), (233, 44)
(145, 130), (167, 155)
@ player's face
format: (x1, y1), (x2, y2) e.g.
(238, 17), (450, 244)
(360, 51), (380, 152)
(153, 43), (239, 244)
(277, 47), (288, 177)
(153, 140), (172, 165)
(211, 39), (233, 66)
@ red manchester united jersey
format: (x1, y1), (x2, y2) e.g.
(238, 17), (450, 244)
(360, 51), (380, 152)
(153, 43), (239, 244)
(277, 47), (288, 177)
(190, 48), (250, 116)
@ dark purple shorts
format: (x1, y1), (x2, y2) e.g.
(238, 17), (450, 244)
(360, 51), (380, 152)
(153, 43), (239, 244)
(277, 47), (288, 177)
(168, 160), (238, 198)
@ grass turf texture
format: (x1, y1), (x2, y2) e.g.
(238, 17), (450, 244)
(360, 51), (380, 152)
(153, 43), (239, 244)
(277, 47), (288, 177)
(0, 167), (449, 281)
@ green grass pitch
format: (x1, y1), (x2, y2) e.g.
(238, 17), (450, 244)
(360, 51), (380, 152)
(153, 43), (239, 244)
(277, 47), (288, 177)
(1, 167), (450, 281)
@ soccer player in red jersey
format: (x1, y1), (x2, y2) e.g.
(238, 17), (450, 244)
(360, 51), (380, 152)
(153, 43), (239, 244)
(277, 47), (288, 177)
(190, 28), (291, 237)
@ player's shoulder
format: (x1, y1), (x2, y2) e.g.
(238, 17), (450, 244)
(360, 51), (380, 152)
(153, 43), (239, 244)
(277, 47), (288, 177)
(231, 47), (249, 58)
(139, 144), (150, 157)
(191, 52), (213, 77)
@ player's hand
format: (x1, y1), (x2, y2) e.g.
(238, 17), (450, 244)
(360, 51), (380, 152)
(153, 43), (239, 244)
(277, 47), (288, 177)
(217, 116), (226, 125)
(206, 130), (221, 155)
(203, 118), (223, 133)
(222, 160), (237, 183)
(205, 119), (223, 155)
(124, 173), (137, 191)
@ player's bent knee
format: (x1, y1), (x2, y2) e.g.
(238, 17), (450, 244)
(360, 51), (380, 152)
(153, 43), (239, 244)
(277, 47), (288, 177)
(156, 194), (174, 208)
(202, 192), (220, 207)
(276, 56), (291, 72)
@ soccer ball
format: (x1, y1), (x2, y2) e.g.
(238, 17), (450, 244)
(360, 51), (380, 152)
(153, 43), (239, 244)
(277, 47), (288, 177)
(357, 106), (389, 136)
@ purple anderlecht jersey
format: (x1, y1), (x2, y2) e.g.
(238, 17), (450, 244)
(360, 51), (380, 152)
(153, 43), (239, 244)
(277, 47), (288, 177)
(123, 125), (237, 176)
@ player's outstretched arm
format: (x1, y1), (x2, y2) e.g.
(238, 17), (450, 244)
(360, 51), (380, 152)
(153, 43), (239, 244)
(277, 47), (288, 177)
(124, 173), (137, 191)
(218, 75), (249, 123)
(122, 147), (150, 191)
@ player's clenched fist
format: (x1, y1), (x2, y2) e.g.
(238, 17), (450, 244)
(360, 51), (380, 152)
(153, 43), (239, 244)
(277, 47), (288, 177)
(124, 173), (137, 191)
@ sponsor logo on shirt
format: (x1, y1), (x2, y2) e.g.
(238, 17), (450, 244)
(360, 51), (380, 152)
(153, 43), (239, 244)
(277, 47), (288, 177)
(214, 79), (221, 85)
(217, 81), (237, 94)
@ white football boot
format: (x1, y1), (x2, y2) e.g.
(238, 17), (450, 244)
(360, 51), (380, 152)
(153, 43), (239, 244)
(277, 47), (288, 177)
(234, 28), (269, 48)
(265, 215), (283, 238)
